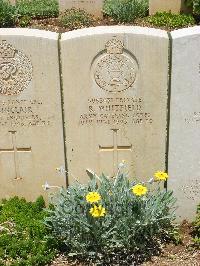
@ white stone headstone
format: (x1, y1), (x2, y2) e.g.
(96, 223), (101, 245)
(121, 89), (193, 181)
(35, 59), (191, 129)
(0, 29), (66, 201)
(61, 26), (169, 184)
(59, 0), (103, 17)
(168, 26), (200, 221)
(9, 0), (16, 5)
(149, 0), (189, 15)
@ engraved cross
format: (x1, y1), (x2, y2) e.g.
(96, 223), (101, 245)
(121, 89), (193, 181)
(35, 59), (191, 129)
(99, 129), (132, 175)
(0, 131), (31, 180)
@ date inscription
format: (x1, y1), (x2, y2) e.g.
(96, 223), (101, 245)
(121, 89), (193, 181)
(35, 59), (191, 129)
(0, 99), (53, 127)
(79, 97), (153, 126)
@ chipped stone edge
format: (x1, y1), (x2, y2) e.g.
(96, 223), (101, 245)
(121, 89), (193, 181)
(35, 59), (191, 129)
(171, 26), (200, 39)
(61, 26), (169, 41)
(0, 28), (58, 40)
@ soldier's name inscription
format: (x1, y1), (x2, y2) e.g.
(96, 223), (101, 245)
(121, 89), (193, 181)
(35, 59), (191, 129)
(0, 99), (53, 127)
(80, 97), (153, 126)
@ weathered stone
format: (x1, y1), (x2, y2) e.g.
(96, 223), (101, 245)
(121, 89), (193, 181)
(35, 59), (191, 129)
(168, 26), (200, 221)
(0, 29), (66, 201)
(59, 0), (103, 17)
(149, 0), (189, 15)
(9, 0), (16, 5)
(61, 26), (169, 184)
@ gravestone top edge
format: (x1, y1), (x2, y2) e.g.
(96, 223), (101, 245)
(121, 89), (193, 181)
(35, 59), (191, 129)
(0, 28), (58, 40)
(61, 26), (168, 41)
(171, 26), (200, 39)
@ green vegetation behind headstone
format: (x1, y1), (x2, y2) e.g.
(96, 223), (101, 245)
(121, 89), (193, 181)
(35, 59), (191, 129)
(147, 12), (195, 29)
(103, 0), (148, 23)
(16, 0), (59, 18)
(0, 0), (16, 27)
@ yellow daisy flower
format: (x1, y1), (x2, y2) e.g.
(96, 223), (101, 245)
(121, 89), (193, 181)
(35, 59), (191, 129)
(89, 205), (106, 218)
(132, 184), (148, 196)
(86, 192), (101, 203)
(154, 171), (169, 181)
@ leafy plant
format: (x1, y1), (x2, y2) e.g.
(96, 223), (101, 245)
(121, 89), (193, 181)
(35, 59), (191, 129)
(17, 15), (31, 27)
(16, 0), (59, 19)
(0, 196), (57, 266)
(59, 8), (94, 30)
(192, 204), (200, 248)
(45, 166), (177, 265)
(103, 0), (148, 23)
(147, 12), (195, 29)
(0, 0), (16, 27)
(186, 0), (200, 14)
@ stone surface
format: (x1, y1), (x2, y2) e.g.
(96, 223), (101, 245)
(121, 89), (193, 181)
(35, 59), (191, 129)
(0, 29), (66, 201)
(149, 0), (189, 15)
(59, 0), (103, 16)
(61, 26), (169, 184)
(168, 26), (200, 221)
(9, 0), (16, 4)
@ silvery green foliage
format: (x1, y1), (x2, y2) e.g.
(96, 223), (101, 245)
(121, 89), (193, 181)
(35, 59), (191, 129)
(45, 170), (176, 263)
(186, 0), (200, 14)
(193, 0), (200, 13)
(103, 0), (148, 22)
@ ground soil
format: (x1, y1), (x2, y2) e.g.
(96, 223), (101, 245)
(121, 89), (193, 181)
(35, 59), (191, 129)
(22, 15), (200, 33)
(49, 222), (200, 266)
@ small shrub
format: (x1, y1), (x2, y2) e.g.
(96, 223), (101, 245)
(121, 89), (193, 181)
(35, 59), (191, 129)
(0, 196), (57, 266)
(192, 204), (200, 248)
(16, 0), (59, 19)
(147, 12), (195, 29)
(0, 0), (16, 27)
(103, 0), (148, 23)
(45, 166), (177, 265)
(17, 15), (31, 27)
(59, 8), (94, 30)
(186, 0), (200, 15)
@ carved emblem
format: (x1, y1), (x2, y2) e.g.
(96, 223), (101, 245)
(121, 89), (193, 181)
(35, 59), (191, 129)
(94, 38), (138, 93)
(0, 40), (33, 96)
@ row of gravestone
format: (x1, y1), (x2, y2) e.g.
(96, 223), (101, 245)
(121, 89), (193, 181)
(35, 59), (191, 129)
(0, 26), (199, 222)
(8, 0), (190, 16)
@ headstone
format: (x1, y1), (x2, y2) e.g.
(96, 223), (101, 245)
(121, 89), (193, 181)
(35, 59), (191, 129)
(61, 26), (169, 184)
(149, 0), (189, 15)
(59, 0), (103, 17)
(0, 29), (66, 201)
(168, 26), (200, 221)
(9, 0), (16, 5)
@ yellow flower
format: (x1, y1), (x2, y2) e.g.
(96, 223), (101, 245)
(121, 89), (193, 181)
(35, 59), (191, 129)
(154, 171), (169, 181)
(132, 184), (148, 196)
(89, 205), (106, 218)
(86, 192), (101, 203)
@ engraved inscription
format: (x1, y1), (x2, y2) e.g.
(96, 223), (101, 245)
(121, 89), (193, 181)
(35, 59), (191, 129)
(79, 97), (153, 126)
(0, 99), (53, 127)
(0, 40), (33, 95)
(0, 131), (31, 180)
(94, 38), (138, 93)
(99, 128), (132, 175)
(72, 0), (96, 3)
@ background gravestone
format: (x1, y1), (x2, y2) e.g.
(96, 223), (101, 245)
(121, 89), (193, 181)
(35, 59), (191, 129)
(149, 0), (189, 15)
(0, 29), (66, 201)
(61, 26), (169, 184)
(9, 0), (16, 4)
(59, 0), (103, 16)
(168, 26), (200, 221)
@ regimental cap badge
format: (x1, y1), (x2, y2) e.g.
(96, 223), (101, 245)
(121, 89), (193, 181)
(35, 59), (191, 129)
(105, 38), (124, 54)
(0, 40), (16, 60)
